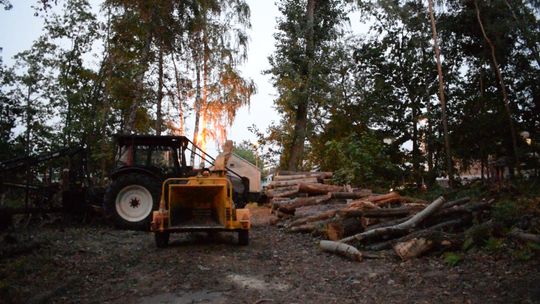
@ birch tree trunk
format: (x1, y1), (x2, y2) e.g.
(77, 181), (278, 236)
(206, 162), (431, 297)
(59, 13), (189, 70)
(428, 0), (454, 187)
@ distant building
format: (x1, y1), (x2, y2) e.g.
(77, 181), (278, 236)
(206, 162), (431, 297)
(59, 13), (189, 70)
(226, 153), (262, 193)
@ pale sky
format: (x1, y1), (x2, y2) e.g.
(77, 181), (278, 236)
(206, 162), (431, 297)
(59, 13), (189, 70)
(0, 0), (280, 155)
(0, 1), (368, 158)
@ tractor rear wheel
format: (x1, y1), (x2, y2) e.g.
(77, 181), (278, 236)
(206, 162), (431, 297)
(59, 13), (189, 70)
(104, 173), (160, 230)
(238, 230), (249, 246)
(155, 232), (170, 248)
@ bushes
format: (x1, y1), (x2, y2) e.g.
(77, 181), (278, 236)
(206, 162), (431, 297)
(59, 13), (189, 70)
(323, 132), (400, 189)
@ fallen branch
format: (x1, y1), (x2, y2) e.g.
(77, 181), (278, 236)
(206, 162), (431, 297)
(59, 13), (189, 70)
(320, 240), (362, 262)
(366, 218), (468, 251)
(509, 228), (540, 244)
(340, 196), (446, 244)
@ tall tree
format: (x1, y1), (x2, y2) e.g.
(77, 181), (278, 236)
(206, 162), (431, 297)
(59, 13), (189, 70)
(428, 0), (454, 186)
(268, 0), (348, 170)
(473, 0), (519, 174)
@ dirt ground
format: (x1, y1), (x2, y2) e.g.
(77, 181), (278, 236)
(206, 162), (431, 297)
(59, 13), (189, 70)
(1, 206), (539, 304)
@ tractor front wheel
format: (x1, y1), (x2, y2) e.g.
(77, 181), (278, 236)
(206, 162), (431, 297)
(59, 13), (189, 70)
(104, 173), (160, 230)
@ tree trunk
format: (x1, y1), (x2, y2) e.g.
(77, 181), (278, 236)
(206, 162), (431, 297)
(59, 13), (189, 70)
(412, 105), (421, 187)
(190, 51), (202, 166)
(126, 31), (153, 133)
(428, 0), (454, 187)
(199, 22), (210, 167)
(474, 0), (520, 174)
(156, 46), (164, 135)
(287, 0), (317, 171)
(171, 54), (185, 135)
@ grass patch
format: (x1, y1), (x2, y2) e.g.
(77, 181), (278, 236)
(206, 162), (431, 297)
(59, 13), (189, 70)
(443, 252), (463, 266)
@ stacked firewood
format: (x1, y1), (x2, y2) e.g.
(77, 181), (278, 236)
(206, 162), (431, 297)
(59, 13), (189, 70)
(267, 172), (495, 262)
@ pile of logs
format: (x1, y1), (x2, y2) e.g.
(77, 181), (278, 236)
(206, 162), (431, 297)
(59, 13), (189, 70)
(267, 171), (496, 262)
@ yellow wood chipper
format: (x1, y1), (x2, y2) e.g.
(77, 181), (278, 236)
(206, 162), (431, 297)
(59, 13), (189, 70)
(150, 170), (251, 247)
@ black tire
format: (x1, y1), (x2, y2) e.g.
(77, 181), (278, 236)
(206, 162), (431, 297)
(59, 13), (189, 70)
(238, 230), (249, 246)
(103, 173), (160, 230)
(155, 232), (170, 248)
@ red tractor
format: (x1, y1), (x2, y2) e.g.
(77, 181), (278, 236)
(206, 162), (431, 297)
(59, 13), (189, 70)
(103, 135), (249, 230)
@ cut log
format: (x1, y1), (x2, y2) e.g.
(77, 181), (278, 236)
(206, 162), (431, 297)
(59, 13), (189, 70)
(287, 209), (338, 228)
(298, 183), (346, 194)
(278, 171), (333, 179)
(277, 194), (332, 214)
(320, 240), (362, 262)
(275, 210), (293, 219)
(272, 174), (308, 181)
(337, 201), (379, 218)
(266, 185), (299, 198)
(347, 200), (379, 209)
(330, 190), (372, 199)
(325, 217), (364, 241)
(289, 223), (317, 233)
(393, 238), (433, 260)
(340, 196), (446, 244)
(509, 228), (540, 244)
(268, 178), (318, 188)
(366, 192), (401, 203)
(271, 199), (293, 212)
(360, 217), (380, 229)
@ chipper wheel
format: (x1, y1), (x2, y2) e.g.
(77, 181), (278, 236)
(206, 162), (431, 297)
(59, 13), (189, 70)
(238, 230), (249, 246)
(104, 173), (160, 230)
(155, 232), (170, 248)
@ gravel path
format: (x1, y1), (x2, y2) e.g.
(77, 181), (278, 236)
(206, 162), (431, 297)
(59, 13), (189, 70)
(1, 207), (539, 303)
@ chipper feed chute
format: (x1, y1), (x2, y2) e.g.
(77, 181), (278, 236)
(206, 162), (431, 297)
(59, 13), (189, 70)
(150, 174), (251, 247)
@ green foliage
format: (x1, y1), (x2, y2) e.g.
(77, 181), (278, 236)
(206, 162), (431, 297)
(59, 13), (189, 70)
(233, 140), (263, 171)
(484, 237), (505, 252)
(323, 132), (400, 188)
(462, 237), (475, 251)
(266, 0), (350, 169)
(443, 252), (463, 267)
